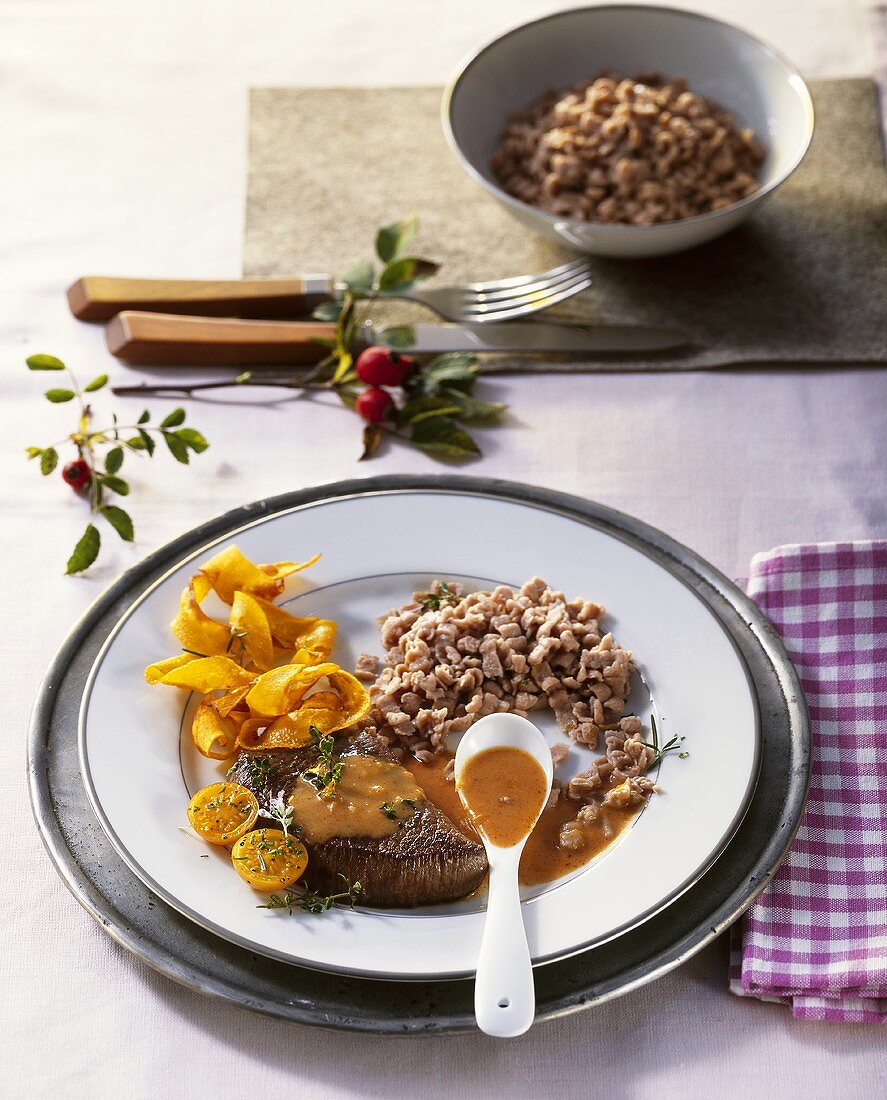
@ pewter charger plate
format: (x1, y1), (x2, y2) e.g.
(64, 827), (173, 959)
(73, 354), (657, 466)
(28, 476), (809, 1031)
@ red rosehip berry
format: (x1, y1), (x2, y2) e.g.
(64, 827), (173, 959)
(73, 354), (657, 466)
(355, 346), (416, 387)
(62, 458), (92, 492)
(355, 387), (394, 423)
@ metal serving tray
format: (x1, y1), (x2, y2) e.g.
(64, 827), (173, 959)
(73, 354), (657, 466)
(28, 475), (809, 1033)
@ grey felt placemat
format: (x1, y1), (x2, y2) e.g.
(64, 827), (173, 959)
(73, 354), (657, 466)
(244, 80), (887, 371)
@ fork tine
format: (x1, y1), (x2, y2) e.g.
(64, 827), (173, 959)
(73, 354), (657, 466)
(467, 264), (594, 306)
(463, 257), (592, 296)
(460, 272), (593, 322)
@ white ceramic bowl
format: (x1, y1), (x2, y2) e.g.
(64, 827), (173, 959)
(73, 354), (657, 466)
(442, 5), (814, 258)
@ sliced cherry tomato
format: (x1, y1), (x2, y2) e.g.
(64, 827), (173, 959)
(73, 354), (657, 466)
(231, 828), (309, 891)
(187, 782), (259, 845)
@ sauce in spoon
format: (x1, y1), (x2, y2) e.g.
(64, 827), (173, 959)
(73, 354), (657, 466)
(457, 746), (548, 848)
(454, 714), (553, 1038)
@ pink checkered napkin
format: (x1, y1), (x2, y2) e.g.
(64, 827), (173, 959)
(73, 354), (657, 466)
(729, 542), (887, 1022)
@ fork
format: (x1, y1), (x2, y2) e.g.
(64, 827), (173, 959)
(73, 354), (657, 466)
(382, 257), (593, 323)
(66, 258), (593, 325)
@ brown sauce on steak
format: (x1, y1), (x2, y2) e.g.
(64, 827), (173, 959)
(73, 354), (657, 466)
(289, 756), (423, 844)
(229, 733), (487, 907)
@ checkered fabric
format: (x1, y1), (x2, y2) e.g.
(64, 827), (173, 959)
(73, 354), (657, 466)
(729, 542), (887, 1022)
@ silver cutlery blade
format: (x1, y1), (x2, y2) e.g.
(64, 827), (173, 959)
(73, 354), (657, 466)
(370, 321), (689, 356)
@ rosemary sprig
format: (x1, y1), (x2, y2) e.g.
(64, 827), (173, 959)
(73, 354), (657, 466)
(643, 715), (689, 766)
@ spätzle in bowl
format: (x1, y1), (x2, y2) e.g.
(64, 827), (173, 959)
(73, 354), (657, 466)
(442, 5), (814, 258)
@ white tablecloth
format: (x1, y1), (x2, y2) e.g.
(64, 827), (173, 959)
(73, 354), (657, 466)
(4, 2), (886, 1096)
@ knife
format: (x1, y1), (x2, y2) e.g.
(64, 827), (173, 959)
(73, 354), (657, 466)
(68, 276), (334, 322)
(106, 311), (690, 366)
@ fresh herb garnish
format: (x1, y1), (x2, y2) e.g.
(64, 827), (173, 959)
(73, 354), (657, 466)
(257, 874), (363, 915)
(266, 792), (295, 836)
(256, 890), (298, 914)
(237, 755), (278, 786)
(417, 581), (459, 612)
(303, 725), (343, 795)
(25, 354), (208, 574)
(380, 801), (398, 820)
(643, 715), (689, 767)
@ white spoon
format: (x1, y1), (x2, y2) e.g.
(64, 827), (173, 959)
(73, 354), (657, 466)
(454, 713), (553, 1038)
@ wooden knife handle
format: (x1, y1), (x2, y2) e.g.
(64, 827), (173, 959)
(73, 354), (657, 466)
(68, 275), (334, 321)
(106, 311), (338, 366)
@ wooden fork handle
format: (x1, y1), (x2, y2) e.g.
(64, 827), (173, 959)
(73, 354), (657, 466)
(106, 311), (339, 366)
(68, 275), (334, 322)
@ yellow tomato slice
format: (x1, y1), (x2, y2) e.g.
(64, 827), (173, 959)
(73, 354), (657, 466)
(231, 828), (309, 891)
(187, 782), (259, 845)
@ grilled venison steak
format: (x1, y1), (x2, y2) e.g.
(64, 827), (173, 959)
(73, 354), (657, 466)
(230, 732), (487, 907)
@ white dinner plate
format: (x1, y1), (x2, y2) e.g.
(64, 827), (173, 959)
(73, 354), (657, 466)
(80, 488), (760, 980)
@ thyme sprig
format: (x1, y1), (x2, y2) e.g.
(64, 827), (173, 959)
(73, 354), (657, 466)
(266, 792), (296, 837)
(417, 580), (459, 612)
(25, 354), (208, 574)
(303, 725), (344, 795)
(232, 755), (278, 786)
(643, 715), (689, 766)
(257, 874), (363, 915)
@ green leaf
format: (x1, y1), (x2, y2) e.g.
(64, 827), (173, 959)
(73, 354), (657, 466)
(377, 325), (416, 350)
(419, 353), (479, 391)
(65, 524), (100, 574)
(137, 409), (150, 424)
(341, 260), (375, 294)
(378, 257), (439, 294)
(40, 447), (59, 475)
(163, 431), (190, 464)
(375, 214), (419, 263)
(126, 435), (145, 451)
(99, 474), (129, 496)
(105, 446), (124, 474)
(235, 372), (252, 384)
(27, 354), (65, 371)
(175, 427), (209, 453)
(160, 407), (186, 428)
(440, 387), (506, 424)
(100, 505), (134, 542)
(84, 374), (108, 392)
(397, 395), (463, 429)
(359, 423), (382, 461)
(25, 446), (43, 459)
(410, 417), (481, 460)
(45, 388), (76, 403)
(138, 429), (156, 456)
(311, 301), (343, 322)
